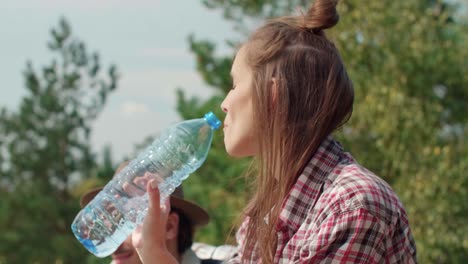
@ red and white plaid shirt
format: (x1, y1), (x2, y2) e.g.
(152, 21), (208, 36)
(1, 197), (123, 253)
(229, 137), (417, 263)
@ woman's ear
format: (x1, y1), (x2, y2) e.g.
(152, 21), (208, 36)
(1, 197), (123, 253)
(165, 212), (179, 240)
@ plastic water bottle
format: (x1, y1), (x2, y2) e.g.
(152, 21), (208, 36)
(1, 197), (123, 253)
(71, 112), (221, 257)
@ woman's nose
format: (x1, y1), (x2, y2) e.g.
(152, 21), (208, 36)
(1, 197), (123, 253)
(220, 99), (228, 113)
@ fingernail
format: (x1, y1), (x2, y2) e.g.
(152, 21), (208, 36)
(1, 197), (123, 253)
(150, 179), (158, 190)
(161, 198), (170, 212)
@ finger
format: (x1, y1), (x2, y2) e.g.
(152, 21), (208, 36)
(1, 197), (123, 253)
(131, 172), (163, 196)
(130, 180), (174, 263)
(122, 181), (145, 196)
(140, 172), (164, 186)
(132, 225), (145, 262)
(149, 180), (171, 213)
(132, 225), (143, 249)
(148, 179), (161, 210)
(133, 175), (149, 188)
(139, 180), (170, 250)
(133, 174), (151, 193)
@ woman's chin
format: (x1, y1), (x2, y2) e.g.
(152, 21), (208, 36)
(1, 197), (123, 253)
(225, 145), (255, 158)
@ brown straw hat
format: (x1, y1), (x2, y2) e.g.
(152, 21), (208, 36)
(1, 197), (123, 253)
(79, 163), (210, 227)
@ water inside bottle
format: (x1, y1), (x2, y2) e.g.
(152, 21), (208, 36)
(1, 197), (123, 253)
(71, 161), (199, 257)
(71, 191), (144, 257)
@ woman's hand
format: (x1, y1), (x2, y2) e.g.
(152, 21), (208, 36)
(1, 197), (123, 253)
(132, 179), (177, 264)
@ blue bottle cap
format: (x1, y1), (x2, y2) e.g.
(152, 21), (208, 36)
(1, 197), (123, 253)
(204, 112), (221, 130)
(80, 237), (97, 254)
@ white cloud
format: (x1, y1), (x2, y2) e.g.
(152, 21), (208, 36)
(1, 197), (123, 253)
(91, 67), (218, 159)
(119, 67), (216, 99)
(91, 107), (178, 160)
(120, 101), (150, 117)
(5, 0), (161, 10)
(139, 47), (189, 59)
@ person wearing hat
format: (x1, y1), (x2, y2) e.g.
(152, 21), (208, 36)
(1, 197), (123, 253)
(79, 162), (213, 264)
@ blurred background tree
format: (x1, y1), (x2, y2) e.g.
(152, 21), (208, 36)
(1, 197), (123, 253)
(0, 18), (118, 263)
(178, 0), (468, 263)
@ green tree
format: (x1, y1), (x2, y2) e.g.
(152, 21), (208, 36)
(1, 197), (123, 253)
(0, 18), (118, 263)
(177, 0), (467, 262)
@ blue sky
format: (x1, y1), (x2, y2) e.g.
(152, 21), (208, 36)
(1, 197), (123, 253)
(0, 0), (239, 160)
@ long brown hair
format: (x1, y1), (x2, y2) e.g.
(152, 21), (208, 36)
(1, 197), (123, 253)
(239, 0), (354, 262)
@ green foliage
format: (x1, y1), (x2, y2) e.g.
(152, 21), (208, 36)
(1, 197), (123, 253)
(0, 18), (118, 263)
(332, 2), (467, 262)
(177, 0), (468, 262)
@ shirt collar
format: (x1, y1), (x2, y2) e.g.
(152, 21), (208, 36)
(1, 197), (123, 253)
(277, 136), (343, 232)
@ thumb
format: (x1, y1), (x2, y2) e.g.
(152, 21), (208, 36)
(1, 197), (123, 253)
(147, 179), (171, 220)
(132, 180), (173, 263)
(143, 180), (171, 247)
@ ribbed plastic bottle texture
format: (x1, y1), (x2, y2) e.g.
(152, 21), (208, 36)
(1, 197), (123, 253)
(71, 112), (221, 257)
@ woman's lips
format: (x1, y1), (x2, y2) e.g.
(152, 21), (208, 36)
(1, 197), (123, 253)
(112, 250), (133, 262)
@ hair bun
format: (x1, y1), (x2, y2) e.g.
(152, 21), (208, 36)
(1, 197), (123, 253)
(304, 0), (339, 31)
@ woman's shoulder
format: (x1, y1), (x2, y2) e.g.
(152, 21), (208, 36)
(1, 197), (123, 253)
(324, 161), (406, 225)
